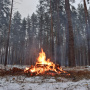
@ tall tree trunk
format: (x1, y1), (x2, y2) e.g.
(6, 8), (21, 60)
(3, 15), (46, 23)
(4, 0), (13, 66)
(65, 0), (76, 67)
(56, 0), (61, 65)
(50, 0), (54, 61)
(83, 0), (90, 65)
(65, 22), (69, 67)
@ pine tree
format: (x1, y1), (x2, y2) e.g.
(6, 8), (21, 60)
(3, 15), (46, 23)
(65, 0), (76, 67)
(50, 0), (54, 61)
(10, 11), (21, 64)
(0, 0), (10, 44)
(83, 0), (90, 65)
(11, 11), (21, 44)
(4, 0), (13, 66)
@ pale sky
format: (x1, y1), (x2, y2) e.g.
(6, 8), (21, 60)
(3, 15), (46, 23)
(12, 0), (90, 18)
(13, 0), (39, 18)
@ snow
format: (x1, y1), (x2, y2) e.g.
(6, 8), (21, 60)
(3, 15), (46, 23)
(0, 76), (90, 90)
(63, 66), (90, 71)
(0, 65), (90, 90)
(0, 64), (29, 70)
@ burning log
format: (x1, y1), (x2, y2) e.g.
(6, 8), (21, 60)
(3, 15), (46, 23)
(37, 64), (48, 67)
(24, 49), (70, 76)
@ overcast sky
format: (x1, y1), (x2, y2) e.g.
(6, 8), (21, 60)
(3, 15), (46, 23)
(13, 0), (39, 18)
(12, 0), (90, 18)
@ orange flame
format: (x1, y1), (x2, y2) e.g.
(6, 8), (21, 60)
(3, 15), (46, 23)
(24, 48), (69, 76)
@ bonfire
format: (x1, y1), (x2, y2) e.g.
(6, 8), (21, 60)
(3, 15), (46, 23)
(24, 49), (70, 76)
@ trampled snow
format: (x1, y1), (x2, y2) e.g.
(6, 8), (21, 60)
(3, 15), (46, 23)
(0, 76), (90, 90)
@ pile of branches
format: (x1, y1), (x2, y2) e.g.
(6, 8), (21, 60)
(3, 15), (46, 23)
(0, 67), (24, 76)
(24, 64), (70, 77)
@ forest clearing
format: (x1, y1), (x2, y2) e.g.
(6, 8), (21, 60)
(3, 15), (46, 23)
(0, 0), (90, 90)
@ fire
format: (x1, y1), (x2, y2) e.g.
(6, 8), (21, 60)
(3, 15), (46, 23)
(24, 49), (70, 76)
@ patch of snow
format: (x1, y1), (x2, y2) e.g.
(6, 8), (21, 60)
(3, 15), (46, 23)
(0, 64), (30, 70)
(63, 66), (90, 71)
(0, 76), (90, 90)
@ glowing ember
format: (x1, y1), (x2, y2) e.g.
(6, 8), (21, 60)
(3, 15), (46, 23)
(24, 49), (70, 76)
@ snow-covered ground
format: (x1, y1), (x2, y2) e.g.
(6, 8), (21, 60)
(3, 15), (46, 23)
(0, 76), (90, 90)
(0, 64), (28, 70)
(63, 66), (90, 71)
(0, 64), (90, 90)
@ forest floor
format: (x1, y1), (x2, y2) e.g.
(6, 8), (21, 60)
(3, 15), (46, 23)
(0, 65), (90, 90)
